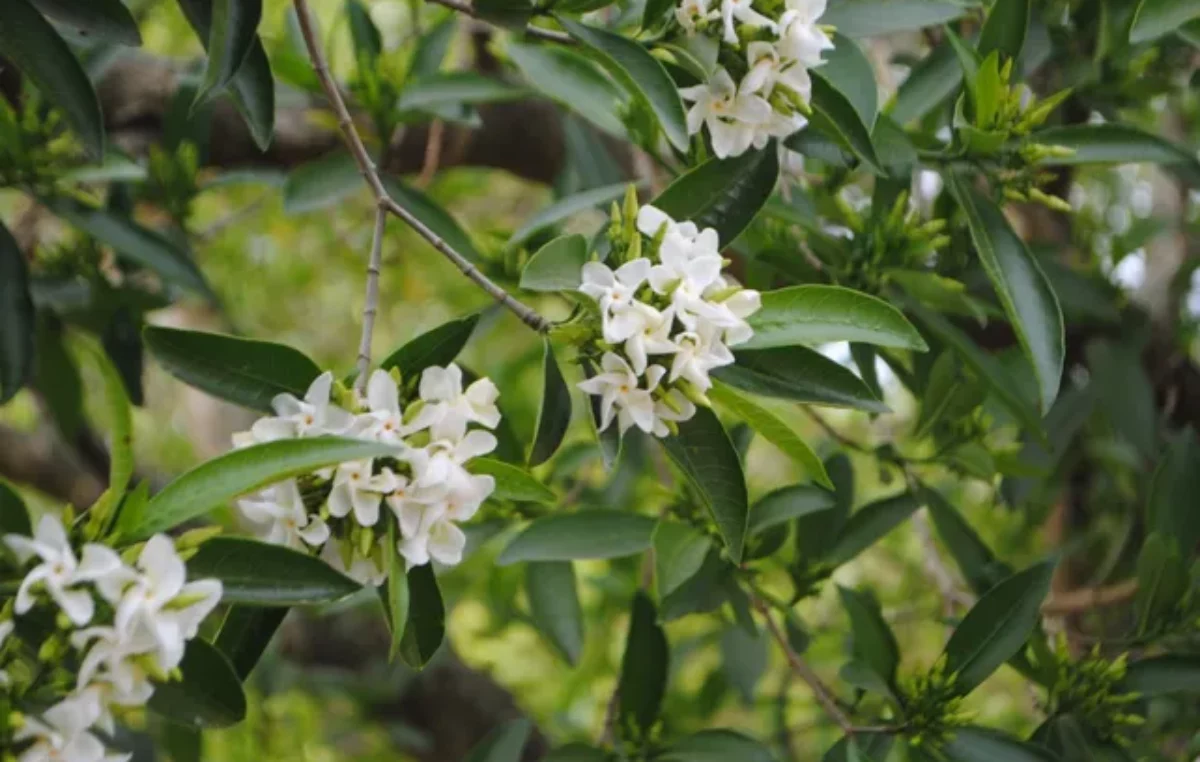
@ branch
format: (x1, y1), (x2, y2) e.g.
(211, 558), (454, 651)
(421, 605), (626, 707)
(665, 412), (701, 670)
(354, 207), (388, 390)
(425, 0), (574, 44)
(292, 0), (551, 335)
(1041, 579), (1139, 616)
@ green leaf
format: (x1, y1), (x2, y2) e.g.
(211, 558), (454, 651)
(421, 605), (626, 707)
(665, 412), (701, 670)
(1086, 340), (1157, 462)
(942, 560), (1056, 694)
(1145, 429), (1200, 553)
(384, 177), (485, 263)
(826, 492), (920, 566)
(924, 487), (1008, 595)
(511, 183), (630, 247)
(977, 0), (1031, 61)
(795, 454), (853, 561)
(399, 563), (445, 668)
(526, 561), (584, 665)
(946, 174), (1063, 413)
(1130, 0), (1200, 42)
(195, 0), (262, 107)
(45, 198), (211, 297)
(214, 606), (287, 679)
(177, 0), (275, 150)
(469, 458), (555, 503)
(383, 522), (409, 659)
(465, 719), (533, 762)
(890, 44), (961, 125)
(409, 17), (455, 79)
(556, 16), (689, 151)
(544, 744), (611, 762)
(838, 586), (900, 689)
(380, 312), (481, 379)
(124, 437), (400, 539)
(399, 72), (527, 112)
(942, 727), (1057, 762)
(653, 521), (713, 598)
(473, 0), (533, 28)
(618, 592), (669, 737)
(187, 537), (360, 605)
(29, 0), (141, 45)
(499, 511), (655, 564)
(0, 223), (34, 404)
(822, 734), (894, 762)
(1120, 655), (1200, 696)
(70, 335), (133, 523)
(821, 0), (971, 37)
(651, 148), (780, 245)
(720, 625), (768, 703)
(345, 0), (382, 60)
(744, 285), (927, 352)
(661, 406), (750, 563)
(806, 72), (883, 174)
(1033, 124), (1200, 186)
(0, 481), (31, 537)
(283, 150), (363, 214)
(529, 339), (572, 466)
(821, 34), (878, 130)
(709, 383), (832, 489)
(1134, 533), (1187, 635)
(144, 326), (321, 413)
(715, 347), (888, 413)
(749, 485), (835, 537)
(521, 234), (590, 293)
(655, 730), (776, 762)
(0, 0), (104, 158)
(508, 42), (626, 136)
(148, 639), (246, 729)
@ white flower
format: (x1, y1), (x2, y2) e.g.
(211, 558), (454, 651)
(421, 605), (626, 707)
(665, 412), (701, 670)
(676, 0), (718, 33)
(4, 515), (123, 626)
(406, 431), (497, 492)
(418, 364), (502, 442)
(620, 302), (680, 375)
(327, 460), (399, 527)
(680, 69), (772, 158)
(14, 692), (127, 762)
(354, 369), (424, 443)
(396, 503), (470, 569)
(778, 0), (833, 68)
(719, 0), (776, 43)
(578, 353), (671, 436)
(579, 258), (654, 343)
(73, 626), (158, 709)
(669, 328), (735, 390)
(654, 388), (699, 433)
(743, 41), (813, 104)
(320, 536), (386, 586)
(238, 480), (330, 550)
(234, 372), (354, 446)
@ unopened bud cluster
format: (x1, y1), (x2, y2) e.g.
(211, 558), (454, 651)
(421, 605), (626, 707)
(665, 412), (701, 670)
(1047, 638), (1143, 746)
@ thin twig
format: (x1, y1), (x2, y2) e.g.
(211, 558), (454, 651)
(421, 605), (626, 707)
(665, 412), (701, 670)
(293, 0), (551, 335)
(1041, 579), (1138, 616)
(803, 407), (872, 454)
(355, 207), (388, 390)
(425, 0), (574, 43)
(418, 119), (446, 188)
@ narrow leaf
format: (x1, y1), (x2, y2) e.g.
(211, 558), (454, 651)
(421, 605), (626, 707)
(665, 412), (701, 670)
(526, 561), (584, 665)
(345, 0), (382, 60)
(924, 487), (1008, 595)
(398, 72), (527, 112)
(838, 586), (900, 688)
(283, 150), (363, 213)
(942, 726), (1058, 762)
(0, 481), (32, 537)
(508, 41), (626, 136)
(29, 0), (142, 45)
(0, 222), (35, 404)
(821, 0), (970, 37)
(399, 563), (445, 668)
(498, 511), (655, 564)
(380, 313), (480, 379)
(529, 339), (572, 466)
(652, 147), (781, 244)
(715, 347), (888, 413)
(464, 718), (533, 762)
(618, 592), (669, 736)
(195, 0), (263, 106)
(511, 183), (630, 246)
(709, 382), (832, 488)
(826, 492), (921, 566)
(744, 285), (927, 351)
(749, 484), (835, 536)
(521, 234), (589, 293)
(214, 606), (288, 679)
(1130, 0), (1200, 43)
(656, 730), (776, 762)
(188, 537), (361, 605)
(977, 0), (1031, 60)
(383, 177), (485, 263)
(469, 458), (555, 503)
(1033, 124), (1200, 186)
(653, 521), (713, 598)
(1121, 655), (1200, 696)
(148, 639), (246, 729)
(807, 72), (883, 174)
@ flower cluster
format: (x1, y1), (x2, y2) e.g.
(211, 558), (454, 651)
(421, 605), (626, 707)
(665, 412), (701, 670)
(1, 515), (222, 761)
(673, 0), (833, 157)
(576, 201), (760, 438)
(232, 365), (500, 575)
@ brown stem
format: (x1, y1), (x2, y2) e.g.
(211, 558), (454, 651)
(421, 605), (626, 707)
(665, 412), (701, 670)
(425, 0), (573, 43)
(354, 207), (388, 390)
(1041, 579), (1138, 616)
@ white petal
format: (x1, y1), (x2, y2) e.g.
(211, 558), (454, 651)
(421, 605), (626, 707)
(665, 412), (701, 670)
(455, 429), (498, 461)
(54, 587), (95, 626)
(327, 483), (354, 518)
(139, 535), (186, 598)
(636, 205), (673, 237)
(427, 521), (466, 567)
(367, 370), (400, 416)
(75, 544), (123, 582)
(304, 372), (334, 407)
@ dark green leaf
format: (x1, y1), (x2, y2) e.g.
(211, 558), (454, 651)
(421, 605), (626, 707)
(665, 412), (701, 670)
(521, 234), (590, 293)
(508, 41), (626, 136)
(1033, 124), (1200, 186)
(556, 16), (689, 151)
(399, 72), (527, 112)
(399, 563), (444, 668)
(382, 525), (409, 659)
(544, 744), (611, 762)
(806, 72), (883, 174)
(942, 726), (1057, 762)
(661, 406), (750, 562)
(744, 285), (927, 352)
(656, 730), (777, 762)
(346, 0), (382, 60)
(124, 437), (400, 538)
(924, 487), (1008, 595)
(0, 481), (31, 537)
(749, 485), (834, 537)
(473, 0), (533, 28)
(384, 177), (484, 263)
(195, 0), (262, 107)
(33, 321), (83, 438)
(977, 0), (1031, 61)
(653, 521), (713, 598)
(715, 347), (888, 413)
(465, 719), (533, 762)
(469, 458), (555, 503)
(942, 560), (1056, 693)
(1145, 429), (1200, 553)
(1130, 0), (1200, 42)
(618, 592), (668, 737)
(1121, 655), (1200, 696)
(499, 511), (655, 564)
(0, 0), (104, 157)
(187, 537), (361, 605)
(71, 335), (133, 523)
(29, 0), (141, 45)
(709, 383), (832, 488)
(0, 223), (34, 404)
(410, 17), (455, 79)
(651, 148), (780, 245)
(720, 625), (768, 703)
(526, 561), (584, 665)
(283, 150), (363, 213)
(838, 586), (900, 688)
(1134, 533), (1187, 635)
(380, 313), (481, 379)
(827, 492), (920, 566)
(821, 0), (970, 37)
(529, 339), (572, 466)
(148, 639), (246, 729)
(144, 326), (321, 413)
(101, 308), (144, 406)
(659, 548), (733, 621)
(822, 733), (894, 762)
(821, 34), (878, 130)
(214, 606), (287, 679)
(890, 44), (961, 125)
(511, 183), (629, 247)
(796, 454), (853, 560)
(1086, 340), (1157, 462)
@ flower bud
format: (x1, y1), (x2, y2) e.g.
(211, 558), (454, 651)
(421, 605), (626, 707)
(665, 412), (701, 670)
(176, 525), (223, 550)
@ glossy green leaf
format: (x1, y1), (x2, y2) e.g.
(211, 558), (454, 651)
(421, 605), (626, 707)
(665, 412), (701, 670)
(382, 522), (409, 659)
(838, 586), (900, 688)
(399, 563), (445, 668)
(720, 625), (768, 703)
(652, 147), (780, 245)
(0, 0), (104, 157)
(529, 340), (572, 466)
(749, 485), (835, 538)
(384, 177), (484, 263)
(498, 511), (655, 564)
(821, 0), (970, 37)
(656, 730), (776, 762)
(618, 593), (669, 737)
(469, 458), (555, 503)
(709, 383), (832, 489)
(195, 0), (262, 107)
(283, 151), (362, 213)
(124, 437), (400, 538)
(521, 234), (590, 292)
(942, 560), (1056, 694)
(1134, 533), (1187, 635)
(1120, 655), (1200, 696)
(1146, 431), (1200, 553)
(653, 521), (713, 598)
(465, 719), (533, 762)
(947, 174), (1063, 413)
(511, 183), (630, 246)
(148, 639), (246, 729)
(942, 726), (1057, 762)
(715, 347), (888, 413)
(508, 42), (626, 136)
(380, 312), (480, 379)
(807, 72), (883, 174)
(0, 222), (34, 405)
(744, 285), (927, 351)
(526, 561), (584, 665)
(924, 487), (1008, 595)
(821, 34), (878, 130)
(827, 492), (920, 566)
(0, 481), (31, 537)
(556, 17), (689, 151)
(1130, 0), (1200, 42)
(890, 44), (961, 125)
(188, 537), (360, 605)
(409, 16), (455, 79)
(30, 0), (141, 45)
(70, 335), (133, 524)
(1033, 124), (1200, 186)
(977, 0), (1031, 60)
(1086, 340), (1157, 461)
(661, 406), (750, 563)
(345, 0), (382, 60)
(215, 606), (287, 679)
(144, 326), (321, 413)
(399, 72), (527, 112)
(822, 733), (894, 762)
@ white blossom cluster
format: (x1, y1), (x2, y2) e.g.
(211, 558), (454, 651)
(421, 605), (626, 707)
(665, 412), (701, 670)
(1, 516), (221, 762)
(674, 0), (833, 157)
(232, 365), (500, 575)
(577, 204), (760, 437)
